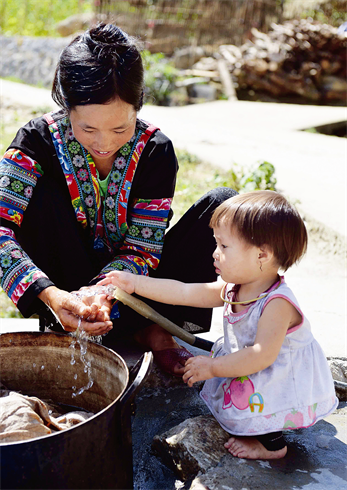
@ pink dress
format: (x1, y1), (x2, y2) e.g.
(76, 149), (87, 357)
(200, 277), (338, 435)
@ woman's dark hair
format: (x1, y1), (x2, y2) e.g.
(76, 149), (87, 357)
(52, 23), (144, 111)
(210, 190), (308, 272)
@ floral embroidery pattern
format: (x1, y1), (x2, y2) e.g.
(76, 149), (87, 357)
(0, 226), (49, 305)
(100, 254), (148, 276)
(0, 113), (173, 317)
(0, 149), (43, 227)
(46, 112), (171, 278)
(121, 198), (172, 269)
(48, 114), (103, 237)
(0, 112), (175, 324)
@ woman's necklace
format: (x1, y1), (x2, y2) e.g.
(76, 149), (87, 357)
(221, 276), (282, 306)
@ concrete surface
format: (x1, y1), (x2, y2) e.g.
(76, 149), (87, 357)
(1, 79), (347, 489)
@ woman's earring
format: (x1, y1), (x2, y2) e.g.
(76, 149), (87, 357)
(259, 261), (263, 272)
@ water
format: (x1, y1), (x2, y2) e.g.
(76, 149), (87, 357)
(72, 284), (115, 300)
(68, 285), (115, 399)
(68, 319), (93, 398)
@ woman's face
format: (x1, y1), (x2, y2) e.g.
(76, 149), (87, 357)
(70, 97), (137, 175)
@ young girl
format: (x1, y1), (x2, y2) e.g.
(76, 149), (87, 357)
(98, 190), (338, 460)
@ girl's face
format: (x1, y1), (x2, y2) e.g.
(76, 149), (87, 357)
(70, 97), (137, 175)
(212, 222), (260, 285)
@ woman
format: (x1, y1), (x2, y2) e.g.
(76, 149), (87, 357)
(0, 23), (236, 376)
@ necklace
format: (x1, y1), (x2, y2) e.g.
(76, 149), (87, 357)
(221, 276), (282, 306)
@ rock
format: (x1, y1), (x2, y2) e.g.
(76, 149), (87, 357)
(328, 358), (347, 400)
(316, 434), (333, 449)
(151, 403), (347, 489)
(192, 57), (218, 72)
(152, 414), (229, 480)
(187, 83), (217, 101)
(55, 13), (95, 37)
(328, 358), (347, 383)
(322, 75), (347, 100)
(0, 36), (70, 88)
(173, 46), (205, 70)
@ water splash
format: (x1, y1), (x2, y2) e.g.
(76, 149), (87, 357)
(72, 285), (115, 300)
(70, 285), (115, 398)
(68, 285), (115, 399)
(69, 327), (94, 398)
(72, 285), (115, 345)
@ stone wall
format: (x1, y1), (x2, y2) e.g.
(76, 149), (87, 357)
(0, 36), (71, 89)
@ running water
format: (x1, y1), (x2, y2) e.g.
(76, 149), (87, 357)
(69, 285), (115, 398)
(69, 324), (94, 398)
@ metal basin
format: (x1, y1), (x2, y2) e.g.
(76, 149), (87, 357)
(0, 331), (152, 489)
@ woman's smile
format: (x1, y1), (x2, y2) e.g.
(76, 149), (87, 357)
(92, 149), (113, 157)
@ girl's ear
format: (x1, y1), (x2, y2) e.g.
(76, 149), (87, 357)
(258, 245), (274, 264)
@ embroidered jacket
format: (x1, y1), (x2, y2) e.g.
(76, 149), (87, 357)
(0, 111), (177, 317)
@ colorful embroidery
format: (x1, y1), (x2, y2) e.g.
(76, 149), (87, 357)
(103, 130), (143, 248)
(96, 254), (148, 277)
(0, 113), (172, 315)
(45, 112), (170, 276)
(46, 113), (97, 232)
(121, 198), (172, 270)
(0, 226), (49, 305)
(0, 150), (43, 227)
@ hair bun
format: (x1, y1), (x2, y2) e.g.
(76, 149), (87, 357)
(83, 23), (131, 61)
(52, 23), (144, 111)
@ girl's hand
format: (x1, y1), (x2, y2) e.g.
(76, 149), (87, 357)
(97, 271), (136, 295)
(183, 355), (215, 387)
(38, 286), (113, 335)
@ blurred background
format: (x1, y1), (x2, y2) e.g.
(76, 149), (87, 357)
(0, 0), (346, 107)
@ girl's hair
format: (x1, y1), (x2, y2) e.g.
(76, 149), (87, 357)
(210, 190), (307, 271)
(52, 23), (144, 111)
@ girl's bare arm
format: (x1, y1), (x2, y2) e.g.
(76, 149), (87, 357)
(98, 270), (225, 308)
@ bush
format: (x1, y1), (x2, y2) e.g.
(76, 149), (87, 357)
(0, 0), (93, 36)
(142, 51), (179, 106)
(172, 150), (277, 223)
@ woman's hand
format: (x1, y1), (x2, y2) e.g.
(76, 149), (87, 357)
(74, 286), (113, 324)
(97, 270), (136, 295)
(182, 355), (215, 387)
(38, 286), (113, 335)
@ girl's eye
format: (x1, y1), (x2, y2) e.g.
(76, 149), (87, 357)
(221, 244), (227, 249)
(114, 130), (126, 134)
(83, 129), (94, 133)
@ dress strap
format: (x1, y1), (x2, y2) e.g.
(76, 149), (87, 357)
(221, 276), (282, 305)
